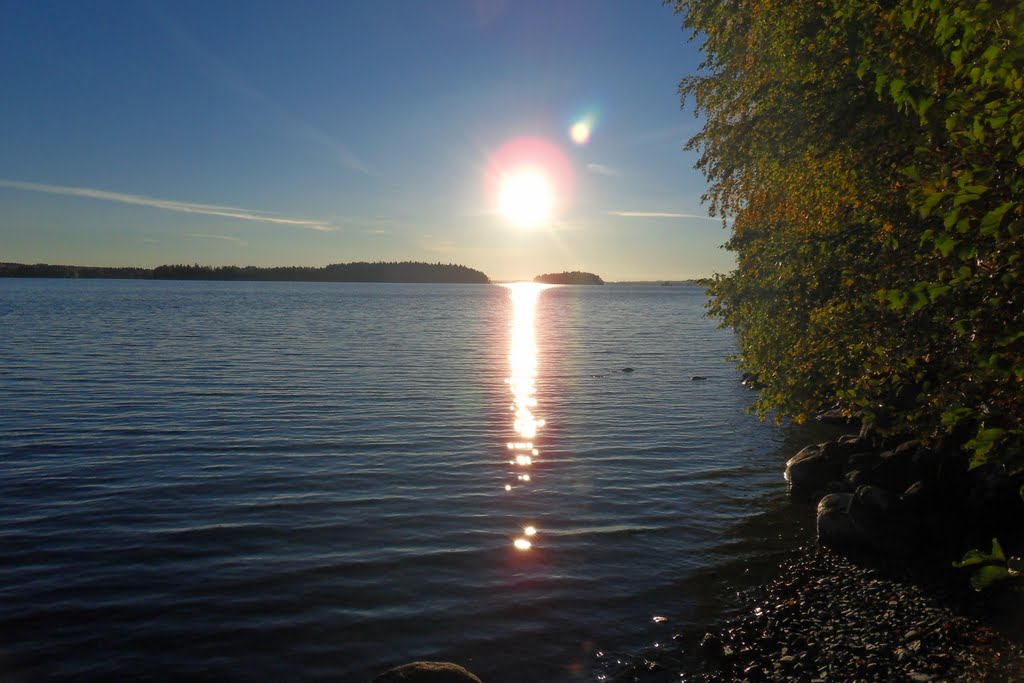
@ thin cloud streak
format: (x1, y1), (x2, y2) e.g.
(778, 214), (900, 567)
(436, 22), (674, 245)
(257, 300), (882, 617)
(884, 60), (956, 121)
(610, 210), (726, 222)
(0, 179), (335, 231)
(189, 233), (248, 245)
(586, 163), (621, 177)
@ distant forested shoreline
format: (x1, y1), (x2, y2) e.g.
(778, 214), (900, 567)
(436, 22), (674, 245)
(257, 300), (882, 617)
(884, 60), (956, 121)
(534, 271), (604, 285)
(0, 261), (490, 284)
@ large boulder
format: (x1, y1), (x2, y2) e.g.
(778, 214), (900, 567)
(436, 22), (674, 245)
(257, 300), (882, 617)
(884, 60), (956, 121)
(785, 443), (851, 499)
(863, 440), (935, 492)
(816, 492), (868, 547)
(847, 485), (893, 530)
(373, 662), (483, 683)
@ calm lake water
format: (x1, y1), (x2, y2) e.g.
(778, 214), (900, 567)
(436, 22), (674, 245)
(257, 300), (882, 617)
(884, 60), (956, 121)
(0, 279), (835, 681)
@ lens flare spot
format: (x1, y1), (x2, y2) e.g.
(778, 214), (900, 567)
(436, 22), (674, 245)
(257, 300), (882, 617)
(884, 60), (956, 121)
(524, 526), (537, 536)
(570, 121), (591, 145)
(514, 538), (532, 550)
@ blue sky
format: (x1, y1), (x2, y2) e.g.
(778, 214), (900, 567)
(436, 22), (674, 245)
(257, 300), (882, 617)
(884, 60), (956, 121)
(0, 1), (729, 281)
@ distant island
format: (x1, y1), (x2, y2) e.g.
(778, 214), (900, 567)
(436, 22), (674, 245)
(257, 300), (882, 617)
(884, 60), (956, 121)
(533, 271), (604, 285)
(0, 261), (490, 284)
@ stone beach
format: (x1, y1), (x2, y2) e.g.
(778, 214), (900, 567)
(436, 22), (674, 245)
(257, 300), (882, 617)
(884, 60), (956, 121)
(596, 547), (1024, 682)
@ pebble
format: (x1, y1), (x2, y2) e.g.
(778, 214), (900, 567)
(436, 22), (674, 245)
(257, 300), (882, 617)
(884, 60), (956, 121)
(595, 548), (1024, 682)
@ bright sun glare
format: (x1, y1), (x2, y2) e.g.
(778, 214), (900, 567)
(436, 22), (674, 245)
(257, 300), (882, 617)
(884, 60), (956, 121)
(499, 168), (553, 227)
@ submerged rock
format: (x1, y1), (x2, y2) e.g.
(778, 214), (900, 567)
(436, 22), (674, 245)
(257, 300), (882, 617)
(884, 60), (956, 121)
(373, 661), (483, 683)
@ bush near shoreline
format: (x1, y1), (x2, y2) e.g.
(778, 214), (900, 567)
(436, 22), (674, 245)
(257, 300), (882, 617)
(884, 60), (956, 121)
(672, 0), (1023, 567)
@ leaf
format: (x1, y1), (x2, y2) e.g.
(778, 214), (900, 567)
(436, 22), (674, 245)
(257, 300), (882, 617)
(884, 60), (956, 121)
(991, 538), (1006, 562)
(941, 407), (973, 428)
(875, 73), (888, 98)
(943, 207), (962, 229)
(954, 548), (992, 568)
(979, 202), (1016, 235)
(953, 193), (980, 207)
(927, 284), (951, 302)
(917, 97), (934, 118)
(918, 191), (946, 218)
(971, 565), (1011, 591)
(977, 428), (1007, 444)
(886, 289), (908, 311)
(936, 234), (957, 256)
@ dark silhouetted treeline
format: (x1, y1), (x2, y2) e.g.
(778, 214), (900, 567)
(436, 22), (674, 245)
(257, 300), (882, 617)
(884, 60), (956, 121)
(0, 261), (490, 284)
(0, 263), (152, 279)
(534, 271), (604, 285)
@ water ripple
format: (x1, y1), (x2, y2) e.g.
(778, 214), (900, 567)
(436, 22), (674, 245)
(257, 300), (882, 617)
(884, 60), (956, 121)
(0, 280), (825, 682)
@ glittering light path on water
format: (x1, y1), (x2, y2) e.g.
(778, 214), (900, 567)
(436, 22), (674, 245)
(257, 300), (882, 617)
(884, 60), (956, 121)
(502, 282), (550, 551)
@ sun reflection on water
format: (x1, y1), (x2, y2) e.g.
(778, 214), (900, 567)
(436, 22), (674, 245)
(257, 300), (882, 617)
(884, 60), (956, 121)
(502, 282), (551, 551)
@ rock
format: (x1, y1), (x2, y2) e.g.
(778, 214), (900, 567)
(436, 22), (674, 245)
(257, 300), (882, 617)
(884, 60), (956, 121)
(621, 367), (635, 373)
(700, 632), (725, 660)
(848, 485), (893, 530)
(843, 468), (869, 489)
(964, 464), (1024, 535)
(816, 408), (856, 424)
(740, 372), (762, 389)
(816, 492), (870, 548)
(373, 662), (483, 683)
(785, 444), (848, 499)
(813, 479), (850, 503)
(899, 481), (931, 512)
(690, 375), (708, 381)
(863, 441), (932, 493)
(742, 663), (766, 680)
(847, 451), (882, 470)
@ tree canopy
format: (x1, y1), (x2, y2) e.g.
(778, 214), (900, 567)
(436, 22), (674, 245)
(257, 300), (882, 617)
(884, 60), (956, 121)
(0, 261), (490, 284)
(533, 271), (605, 285)
(673, 0), (1023, 473)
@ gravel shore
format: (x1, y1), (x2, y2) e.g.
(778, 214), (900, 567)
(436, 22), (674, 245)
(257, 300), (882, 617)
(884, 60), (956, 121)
(597, 547), (1024, 682)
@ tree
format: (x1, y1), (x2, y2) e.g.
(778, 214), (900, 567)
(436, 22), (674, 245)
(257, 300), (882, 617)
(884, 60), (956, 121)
(673, 0), (1023, 473)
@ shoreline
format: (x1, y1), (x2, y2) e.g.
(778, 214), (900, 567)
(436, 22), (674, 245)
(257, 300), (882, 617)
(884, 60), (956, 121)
(372, 422), (1024, 682)
(599, 545), (1024, 682)
(593, 422), (1024, 682)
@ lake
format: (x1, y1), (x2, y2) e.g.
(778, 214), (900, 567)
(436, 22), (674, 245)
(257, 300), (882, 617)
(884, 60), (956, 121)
(0, 279), (833, 681)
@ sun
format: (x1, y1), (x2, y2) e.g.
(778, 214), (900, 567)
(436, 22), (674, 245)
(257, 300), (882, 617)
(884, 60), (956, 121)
(499, 168), (553, 227)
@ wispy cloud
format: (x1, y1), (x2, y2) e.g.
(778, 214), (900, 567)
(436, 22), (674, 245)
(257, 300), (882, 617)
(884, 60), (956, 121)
(586, 163), (621, 177)
(610, 210), (725, 222)
(0, 179), (335, 231)
(189, 233), (248, 245)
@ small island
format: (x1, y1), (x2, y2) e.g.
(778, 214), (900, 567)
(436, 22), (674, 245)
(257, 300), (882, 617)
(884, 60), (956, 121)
(533, 271), (604, 285)
(0, 261), (490, 284)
